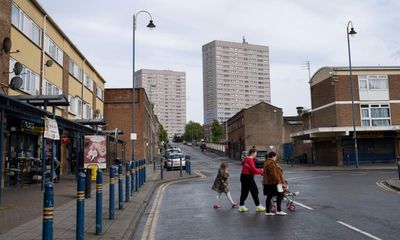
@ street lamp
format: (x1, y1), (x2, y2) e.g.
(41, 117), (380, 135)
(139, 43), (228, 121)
(346, 20), (359, 168)
(132, 11), (156, 162)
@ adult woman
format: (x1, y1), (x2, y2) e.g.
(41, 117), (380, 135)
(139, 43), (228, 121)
(238, 148), (265, 212)
(263, 151), (286, 216)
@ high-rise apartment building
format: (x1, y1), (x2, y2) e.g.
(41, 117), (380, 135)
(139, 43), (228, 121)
(202, 40), (270, 124)
(135, 69), (186, 139)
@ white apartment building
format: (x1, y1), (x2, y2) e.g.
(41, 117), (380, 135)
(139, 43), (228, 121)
(135, 69), (186, 139)
(202, 40), (270, 124)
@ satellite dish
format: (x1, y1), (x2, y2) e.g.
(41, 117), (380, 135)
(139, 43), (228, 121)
(9, 76), (23, 89)
(1, 37), (12, 54)
(45, 59), (53, 67)
(14, 62), (23, 75)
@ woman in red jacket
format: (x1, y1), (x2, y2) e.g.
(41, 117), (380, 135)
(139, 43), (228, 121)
(238, 148), (266, 212)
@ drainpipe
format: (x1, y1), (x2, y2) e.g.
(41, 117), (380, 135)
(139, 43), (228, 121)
(40, 15), (48, 95)
(82, 59), (86, 119)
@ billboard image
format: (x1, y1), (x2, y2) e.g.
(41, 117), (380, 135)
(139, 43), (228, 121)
(84, 135), (107, 169)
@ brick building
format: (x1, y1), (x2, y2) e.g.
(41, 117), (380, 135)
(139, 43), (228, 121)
(291, 66), (400, 165)
(227, 102), (283, 160)
(104, 88), (160, 163)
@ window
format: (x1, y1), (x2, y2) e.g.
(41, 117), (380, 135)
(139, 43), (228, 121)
(11, 3), (42, 46)
(9, 58), (39, 95)
(84, 74), (94, 91)
(83, 103), (92, 119)
(358, 75), (388, 90)
(96, 86), (104, 100)
(68, 59), (82, 82)
(68, 95), (76, 114)
(360, 104), (390, 126)
(43, 80), (62, 96)
(76, 98), (83, 118)
(44, 35), (63, 65)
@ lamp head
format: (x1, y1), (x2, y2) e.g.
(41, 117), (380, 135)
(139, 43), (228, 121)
(147, 20), (156, 29)
(349, 27), (357, 36)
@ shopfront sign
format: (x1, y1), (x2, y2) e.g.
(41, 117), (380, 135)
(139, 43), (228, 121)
(357, 131), (384, 139)
(44, 117), (60, 140)
(84, 135), (107, 169)
(21, 120), (43, 134)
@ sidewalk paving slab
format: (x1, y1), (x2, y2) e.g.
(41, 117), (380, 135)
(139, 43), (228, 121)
(0, 165), (200, 240)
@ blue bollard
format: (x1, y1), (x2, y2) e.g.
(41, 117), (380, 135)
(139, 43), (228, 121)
(118, 164), (123, 209)
(109, 166), (115, 220)
(140, 160), (143, 186)
(125, 163), (130, 202)
(141, 160), (144, 186)
(77, 172), (86, 240)
(96, 169), (102, 235)
(130, 161), (134, 196)
(43, 182), (54, 240)
(144, 160), (147, 183)
(135, 160), (139, 192)
(160, 158), (164, 180)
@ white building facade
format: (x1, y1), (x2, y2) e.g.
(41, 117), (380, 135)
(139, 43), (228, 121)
(202, 40), (270, 124)
(135, 69), (186, 139)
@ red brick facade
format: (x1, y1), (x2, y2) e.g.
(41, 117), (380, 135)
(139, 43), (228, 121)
(104, 88), (160, 162)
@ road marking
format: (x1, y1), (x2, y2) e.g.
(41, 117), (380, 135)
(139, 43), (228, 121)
(141, 172), (205, 240)
(292, 200), (314, 210)
(286, 175), (330, 181)
(336, 221), (383, 240)
(376, 180), (400, 195)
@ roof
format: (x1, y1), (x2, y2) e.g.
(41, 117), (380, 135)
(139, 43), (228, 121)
(227, 101), (282, 124)
(310, 66), (400, 86)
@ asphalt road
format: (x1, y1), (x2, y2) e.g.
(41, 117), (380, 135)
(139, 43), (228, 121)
(135, 144), (400, 240)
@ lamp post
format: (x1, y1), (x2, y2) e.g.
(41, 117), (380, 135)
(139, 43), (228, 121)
(346, 20), (359, 168)
(132, 11), (156, 162)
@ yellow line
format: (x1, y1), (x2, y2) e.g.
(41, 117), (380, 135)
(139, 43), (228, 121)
(376, 181), (400, 195)
(141, 175), (205, 240)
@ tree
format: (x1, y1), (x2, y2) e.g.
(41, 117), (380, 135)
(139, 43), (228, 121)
(211, 119), (224, 143)
(183, 121), (204, 142)
(159, 124), (168, 142)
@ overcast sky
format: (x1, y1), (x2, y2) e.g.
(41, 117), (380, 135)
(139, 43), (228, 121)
(37, 0), (400, 124)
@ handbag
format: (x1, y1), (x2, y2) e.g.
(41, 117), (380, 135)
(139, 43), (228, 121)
(277, 184), (283, 193)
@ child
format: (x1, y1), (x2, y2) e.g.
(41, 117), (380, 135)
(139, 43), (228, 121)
(212, 162), (238, 208)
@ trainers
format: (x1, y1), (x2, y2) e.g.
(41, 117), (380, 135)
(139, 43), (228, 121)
(265, 212), (275, 216)
(213, 204), (221, 209)
(238, 206), (249, 212)
(231, 203), (238, 208)
(276, 211), (287, 216)
(256, 205), (266, 212)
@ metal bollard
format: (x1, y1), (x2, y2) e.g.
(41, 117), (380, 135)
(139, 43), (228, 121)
(43, 182), (54, 240)
(96, 169), (102, 235)
(144, 160), (147, 183)
(77, 172), (86, 240)
(188, 161), (192, 175)
(125, 163), (130, 202)
(180, 157), (183, 177)
(135, 160), (139, 192)
(160, 158), (164, 180)
(153, 159), (156, 172)
(109, 166), (115, 220)
(118, 164), (123, 209)
(397, 158), (400, 180)
(130, 161), (134, 196)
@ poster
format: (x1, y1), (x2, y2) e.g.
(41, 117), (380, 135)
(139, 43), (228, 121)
(44, 117), (60, 140)
(84, 135), (107, 169)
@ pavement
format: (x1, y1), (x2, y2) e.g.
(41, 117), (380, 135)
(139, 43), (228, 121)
(0, 165), (199, 240)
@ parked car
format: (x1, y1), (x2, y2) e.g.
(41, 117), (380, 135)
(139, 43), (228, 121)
(164, 153), (186, 171)
(254, 150), (268, 168)
(241, 150), (248, 161)
(164, 148), (181, 157)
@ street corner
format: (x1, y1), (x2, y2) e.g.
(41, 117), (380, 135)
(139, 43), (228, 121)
(376, 179), (400, 194)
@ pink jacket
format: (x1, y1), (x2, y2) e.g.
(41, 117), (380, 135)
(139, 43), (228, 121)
(241, 156), (263, 176)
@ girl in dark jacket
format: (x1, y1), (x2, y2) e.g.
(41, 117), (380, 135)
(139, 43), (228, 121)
(212, 162), (237, 208)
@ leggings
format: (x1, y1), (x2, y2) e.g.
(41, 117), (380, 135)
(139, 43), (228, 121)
(239, 173), (260, 206)
(216, 192), (235, 205)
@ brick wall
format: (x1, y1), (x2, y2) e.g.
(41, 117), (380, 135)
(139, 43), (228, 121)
(0, 0), (12, 90)
(311, 78), (335, 109)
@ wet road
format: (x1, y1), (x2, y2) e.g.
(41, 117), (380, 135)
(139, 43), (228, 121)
(135, 144), (400, 240)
